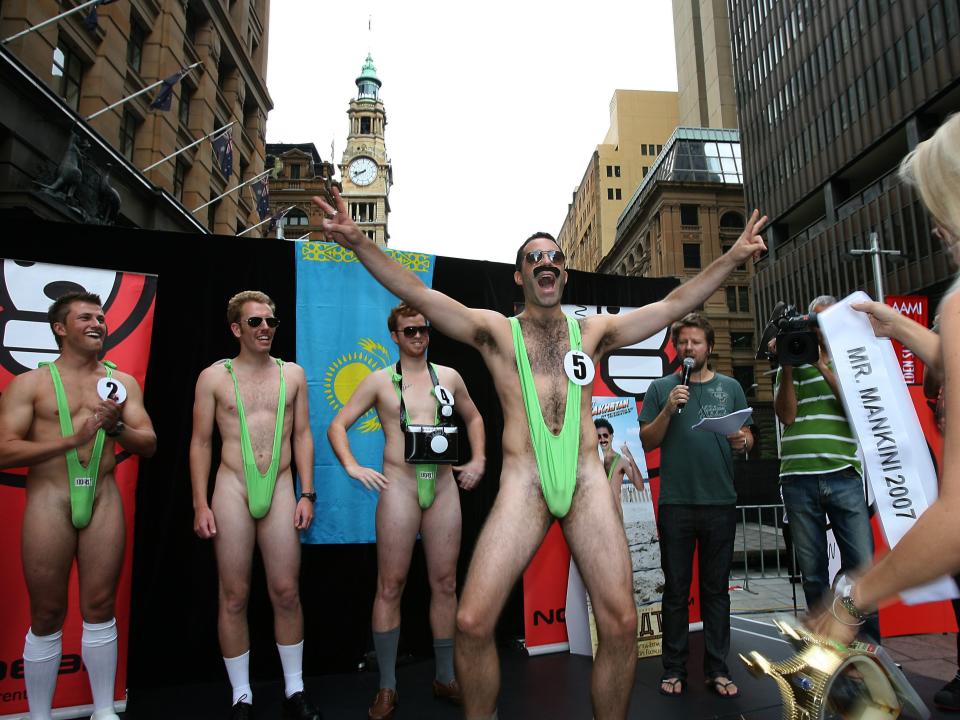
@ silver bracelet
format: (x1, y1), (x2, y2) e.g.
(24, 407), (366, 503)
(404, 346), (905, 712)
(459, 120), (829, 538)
(830, 595), (866, 627)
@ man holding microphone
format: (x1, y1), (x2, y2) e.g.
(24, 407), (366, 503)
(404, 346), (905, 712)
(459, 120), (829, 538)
(639, 312), (753, 698)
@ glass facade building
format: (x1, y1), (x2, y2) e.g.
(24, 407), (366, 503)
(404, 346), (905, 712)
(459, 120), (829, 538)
(728, 0), (960, 322)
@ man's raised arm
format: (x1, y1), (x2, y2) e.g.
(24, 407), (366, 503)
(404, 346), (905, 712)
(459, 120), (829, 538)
(311, 189), (492, 347)
(593, 210), (768, 356)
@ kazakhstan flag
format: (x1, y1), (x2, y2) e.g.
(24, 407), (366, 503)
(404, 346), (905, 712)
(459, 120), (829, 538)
(296, 241), (435, 543)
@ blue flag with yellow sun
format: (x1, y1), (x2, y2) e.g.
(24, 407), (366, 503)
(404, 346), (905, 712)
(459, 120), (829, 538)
(296, 241), (436, 543)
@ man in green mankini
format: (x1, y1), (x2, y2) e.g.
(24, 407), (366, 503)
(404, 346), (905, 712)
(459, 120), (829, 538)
(190, 291), (321, 720)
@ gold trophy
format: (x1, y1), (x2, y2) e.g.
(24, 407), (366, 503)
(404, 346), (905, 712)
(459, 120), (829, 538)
(739, 616), (928, 720)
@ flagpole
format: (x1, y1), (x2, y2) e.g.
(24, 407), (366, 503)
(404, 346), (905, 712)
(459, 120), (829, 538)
(193, 168), (269, 213)
(237, 206), (295, 236)
(86, 61), (202, 121)
(142, 121), (234, 172)
(2, 0), (105, 44)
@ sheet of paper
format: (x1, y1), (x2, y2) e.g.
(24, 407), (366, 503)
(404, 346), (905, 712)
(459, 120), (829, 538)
(691, 407), (753, 435)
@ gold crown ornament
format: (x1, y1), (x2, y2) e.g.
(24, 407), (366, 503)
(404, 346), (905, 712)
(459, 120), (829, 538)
(739, 616), (928, 720)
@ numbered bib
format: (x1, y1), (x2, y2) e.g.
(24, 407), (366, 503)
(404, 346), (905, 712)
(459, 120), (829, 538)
(563, 350), (595, 385)
(434, 385), (455, 417)
(75, 477), (92, 487)
(97, 377), (128, 403)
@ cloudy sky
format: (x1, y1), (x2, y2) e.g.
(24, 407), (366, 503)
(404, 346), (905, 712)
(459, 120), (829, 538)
(266, 1), (678, 263)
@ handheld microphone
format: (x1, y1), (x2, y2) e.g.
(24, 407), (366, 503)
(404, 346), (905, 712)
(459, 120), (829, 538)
(677, 357), (695, 414)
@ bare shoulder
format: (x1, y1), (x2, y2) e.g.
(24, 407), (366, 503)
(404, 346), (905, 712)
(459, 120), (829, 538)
(2, 367), (44, 398)
(196, 360), (229, 389)
(110, 368), (143, 391)
(281, 360), (307, 382)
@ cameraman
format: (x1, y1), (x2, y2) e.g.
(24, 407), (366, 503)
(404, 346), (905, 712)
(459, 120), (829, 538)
(773, 295), (878, 637)
(327, 303), (486, 718)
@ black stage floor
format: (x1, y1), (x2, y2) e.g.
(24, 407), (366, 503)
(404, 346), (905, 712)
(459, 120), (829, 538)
(120, 617), (954, 718)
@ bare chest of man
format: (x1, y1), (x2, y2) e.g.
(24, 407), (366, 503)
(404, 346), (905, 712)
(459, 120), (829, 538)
(520, 321), (578, 434)
(216, 370), (290, 453)
(34, 371), (107, 463)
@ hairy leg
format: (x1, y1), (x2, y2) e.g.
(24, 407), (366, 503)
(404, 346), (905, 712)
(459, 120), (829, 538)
(77, 482), (125, 622)
(562, 470), (637, 720)
(21, 489), (76, 634)
(421, 474), (462, 641)
(456, 472), (551, 718)
(372, 477), (422, 633)
(256, 472), (303, 645)
(212, 478), (256, 657)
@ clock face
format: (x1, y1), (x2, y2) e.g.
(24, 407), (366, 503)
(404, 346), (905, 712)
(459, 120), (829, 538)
(348, 157), (377, 186)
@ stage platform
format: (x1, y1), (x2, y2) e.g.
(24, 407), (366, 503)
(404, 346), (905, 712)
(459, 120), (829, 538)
(119, 616), (952, 718)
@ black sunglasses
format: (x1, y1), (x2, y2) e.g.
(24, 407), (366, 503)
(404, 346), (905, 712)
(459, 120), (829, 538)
(401, 325), (430, 338)
(246, 316), (280, 328)
(525, 249), (565, 265)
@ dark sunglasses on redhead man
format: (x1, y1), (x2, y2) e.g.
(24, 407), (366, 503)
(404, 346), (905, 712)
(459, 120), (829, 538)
(524, 249), (565, 265)
(401, 325), (430, 338)
(245, 316), (280, 328)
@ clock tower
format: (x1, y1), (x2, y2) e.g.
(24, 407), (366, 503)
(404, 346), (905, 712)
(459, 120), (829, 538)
(340, 54), (392, 247)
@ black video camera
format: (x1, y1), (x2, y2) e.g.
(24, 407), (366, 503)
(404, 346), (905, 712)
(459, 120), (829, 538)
(757, 302), (820, 366)
(404, 425), (460, 465)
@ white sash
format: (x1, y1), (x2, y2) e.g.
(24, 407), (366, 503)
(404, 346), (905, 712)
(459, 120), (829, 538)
(819, 292), (957, 605)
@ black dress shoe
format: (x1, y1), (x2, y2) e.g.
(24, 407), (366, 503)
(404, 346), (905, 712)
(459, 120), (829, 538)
(282, 691), (322, 720)
(230, 699), (252, 719)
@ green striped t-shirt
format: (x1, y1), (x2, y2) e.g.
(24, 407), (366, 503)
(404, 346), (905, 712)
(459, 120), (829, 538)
(775, 364), (862, 478)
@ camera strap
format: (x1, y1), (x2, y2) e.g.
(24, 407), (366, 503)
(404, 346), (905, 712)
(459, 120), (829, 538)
(392, 361), (442, 430)
(392, 362), (445, 509)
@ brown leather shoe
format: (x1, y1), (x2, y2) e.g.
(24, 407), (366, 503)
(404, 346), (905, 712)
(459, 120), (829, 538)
(432, 678), (463, 705)
(367, 688), (397, 720)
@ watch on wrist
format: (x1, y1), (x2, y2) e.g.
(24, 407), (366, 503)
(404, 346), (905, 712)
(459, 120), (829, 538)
(835, 573), (866, 622)
(300, 491), (317, 502)
(106, 420), (125, 437)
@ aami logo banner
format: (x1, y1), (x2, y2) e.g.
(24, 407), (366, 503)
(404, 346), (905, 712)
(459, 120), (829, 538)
(0, 259), (156, 718)
(884, 295), (927, 386)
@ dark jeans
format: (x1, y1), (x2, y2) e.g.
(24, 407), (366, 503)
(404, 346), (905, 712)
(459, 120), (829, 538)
(657, 503), (737, 679)
(780, 468), (880, 639)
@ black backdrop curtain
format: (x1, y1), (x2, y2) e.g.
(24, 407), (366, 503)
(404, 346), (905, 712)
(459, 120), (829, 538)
(1, 218), (677, 692)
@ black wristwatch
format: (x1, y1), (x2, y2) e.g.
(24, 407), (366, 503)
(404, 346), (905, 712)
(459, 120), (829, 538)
(300, 491), (317, 502)
(106, 421), (125, 437)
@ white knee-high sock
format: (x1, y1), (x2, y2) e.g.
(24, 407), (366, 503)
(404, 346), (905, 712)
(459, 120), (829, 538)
(23, 627), (62, 720)
(223, 651), (253, 705)
(276, 641), (304, 698)
(81, 619), (118, 714)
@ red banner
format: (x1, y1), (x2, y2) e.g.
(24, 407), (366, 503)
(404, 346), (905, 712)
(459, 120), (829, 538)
(0, 260), (156, 717)
(884, 295), (927, 386)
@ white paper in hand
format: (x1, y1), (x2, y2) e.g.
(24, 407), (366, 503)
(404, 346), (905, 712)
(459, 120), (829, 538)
(691, 407), (753, 434)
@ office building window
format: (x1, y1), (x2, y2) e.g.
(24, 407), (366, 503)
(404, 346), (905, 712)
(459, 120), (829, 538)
(173, 158), (187, 201)
(739, 285), (749, 312)
(290, 163), (301, 179)
(606, 165), (613, 177)
(726, 286), (738, 312)
(680, 204), (699, 226)
(641, 144), (648, 155)
(179, 85), (192, 127)
(607, 188), (614, 200)
(128, 20), (146, 74)
(52, 43), (83, 111)
(683, 243), (701, 269)
(614, 165), (621, 177)
(615, 188), (622, 200)
(733, 365), (756, 396)
(642, 166), (649, 176)
(731, 332), (754, 351)
(360, 116), (371, 134)
(283, 208), (309, 226)
(120, 110), (139, 160)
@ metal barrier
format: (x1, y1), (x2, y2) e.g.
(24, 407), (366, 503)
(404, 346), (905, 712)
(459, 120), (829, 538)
(732, 503), (800, 614)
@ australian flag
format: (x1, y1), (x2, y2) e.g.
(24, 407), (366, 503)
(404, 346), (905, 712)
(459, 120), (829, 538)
(212, 132), (233, 179)
(150, 67), (191, 111)
(252, 177), (270, 221)
(83, 0), (119, 33)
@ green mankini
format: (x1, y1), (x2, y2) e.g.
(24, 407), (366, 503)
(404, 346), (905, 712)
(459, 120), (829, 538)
(637, 372), (750, 506)
(510, 315), (583, 518)
(224, 358), (286, 519)
(42, 360), (117, 530)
